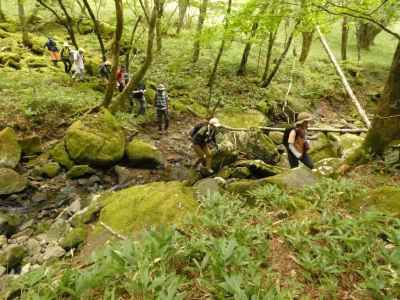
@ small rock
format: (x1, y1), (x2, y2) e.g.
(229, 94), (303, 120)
(41, 245), (65, 261)
(77, 178), (89, 185)
(194, 178), (223, 200)
(35, 162), (61, 178)
(19, 219), (34, 231)
(19, 135), (42, 156)
(114, 165), (131, 184)
(66, 165), (95, 179)
(0, 127), (21, 169)
(14, 235), (30, 244)
(67, 199), (81, 215)
(59, 227), (87, 250)
(47, 219), (71, 242)
(88, 175), (101, 185)
(25, 238), (41, 260)
(11, 228), (33, 240)
(31, 192), (48, 203)
(0, 168), (27, 195)
(20, 263), (31, 275)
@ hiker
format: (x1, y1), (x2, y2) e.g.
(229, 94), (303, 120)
(43, 37), (60, 66)
(190, 118), (221, 174)
(130, 81), (146, 116)
(116, 65), (128, 91)
(154, 84), (169, 133)
(71, 48), (85, 81)
(283, 112), (314, 169)
(60, 42), (72, 73)
(99, 60), (112, 83)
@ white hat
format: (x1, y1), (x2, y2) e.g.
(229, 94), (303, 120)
(209, 117), (221, 127)
(78, 48), (85, 53)
(157, 84), (165, 90)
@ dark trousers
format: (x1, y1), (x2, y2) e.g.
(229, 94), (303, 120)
(62, 59), (72, 73)
(157, 109), (169, 131)
(286, 148), (314, 169)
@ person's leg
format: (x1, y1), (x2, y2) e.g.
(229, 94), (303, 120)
(157, 110), (163, 131)
(67, 60), (72, 73)
(286, 148), (299, 168)
(301, 153), (314, 169)
(79, 69), (84, 81)
(164, 110), (169, 131)
(193, 144), (206, 166)
(203, 145), (213, 171)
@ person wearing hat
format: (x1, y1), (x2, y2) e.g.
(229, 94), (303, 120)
(60, 41), (72, 73)
(71, 48), (85, 81)
(190, 117), (221, 174)
(99, 60), (112, 83)
(154, 84), (169, 133)
(285, 112), (314, 169)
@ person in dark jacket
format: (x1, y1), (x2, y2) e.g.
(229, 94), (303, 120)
(190, 118), (221, 174)
(44, 37), (60, 66)
(130, 81), (147, 116)
(99, 60), (112, 83)
(154, 84), (169, 133)
(60, 42), (72, 73)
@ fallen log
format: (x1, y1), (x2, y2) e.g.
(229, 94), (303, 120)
(221, 125), (368, 134)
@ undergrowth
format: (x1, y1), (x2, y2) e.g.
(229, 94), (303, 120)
(8, 179), (400, 299)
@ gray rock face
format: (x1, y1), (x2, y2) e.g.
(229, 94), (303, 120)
(41, 245), (65, 262)
(0, 168), (27, 195)
(0, 127), (21, 169)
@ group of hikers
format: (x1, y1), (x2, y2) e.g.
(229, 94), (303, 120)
(44, 37), (314, 175)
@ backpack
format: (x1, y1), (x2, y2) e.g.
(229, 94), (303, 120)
(189, 122), (208, 140)
(61, 46), (71, 59)
(282, 126), (295, 147)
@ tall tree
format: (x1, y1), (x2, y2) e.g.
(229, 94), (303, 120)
(82, 0), (107, 61)
(17, 0), (32, 47)
(341, 16), (349, 60)
(192, 0), (208, 63)
(356, 22), (382, 50)
(261, 28), (278, 83)
(299, 31), (313, 64)
(237, 22), (258, 76)
(103, 0), (124, 108)
(176, 0), (189, 35)
(156, 0), (165, 52)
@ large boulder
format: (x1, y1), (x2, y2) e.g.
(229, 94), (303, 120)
(0, 168), (27, 195)
(126, 140), (163, 168)
(337, 133), (364, 159)
(18, 135), (42, 156)
(65, 109), (125, 166)
(263, 166), (319, 191)
(308, 133), (342, 162)
(49, 142), (74, 169)
(0, 127), (21, 169)
(100, 181), (197, 234)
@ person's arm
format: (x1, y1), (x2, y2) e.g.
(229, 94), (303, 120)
(288, 129), (302, 158)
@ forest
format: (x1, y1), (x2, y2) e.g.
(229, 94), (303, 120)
(0, 0), (399, 299)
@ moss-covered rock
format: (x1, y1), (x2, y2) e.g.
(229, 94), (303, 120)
(264, 166), (319, 191)
(59, 227), (87, 250)
(351, 186), (400, 216)
(36, 162), (61, 178)
(0, 52), (21, 69)
(234, 160), (284, 178)
(193, 178), (224, 200)
(0, 22), (18, 33)
(0, 245), (27, 269)
(126, 140), (163, 169)
(0, 168), (27, 195)
(226, 179), (266, 195)
(336, 133), (364, 159)
(269, 131), (284, 145)
(49, 141), (74, 170)
(308, 133), (342, 162)
(314, 158), (343, 177)
(100, 181), (197, 234)
(70, 199), (104, 227)
(0, 127), (21, 169)
(65, 109), (125, 166)
(216, 110), (266, 128)
(18, 135), (42, 155)
(0, 213), (21, 237)
(383, 140), (400, 168)
(230, 166), (251, 179)
(66, 165), (95, 179)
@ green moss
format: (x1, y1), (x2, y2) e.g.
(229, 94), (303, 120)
(0, 22), (18, 33)
(66, 165), (94, 179)
(18, 135), (42, 155)
(309, 133), (342, 162)
(216, 110), (266, 128)
(37, 162), (61, 178)
(231, 167), (251, 179)
(0, 245), (27, 269)
(100, 181), (197, 235)
(60, 227), (87, 250)
(263, 167), (319, 191)
(351, 186), (400, 216)
(126, 139), (163, 168)
(0, 168), (27, 195)
(226, 179), (266, 195)
(344, 147), (370, 166)
(65, 109), (125, 166)
(49, 142), (75, 170)
(0, 127), (21, 169)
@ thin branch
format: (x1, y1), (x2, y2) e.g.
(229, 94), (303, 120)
(138, 0), (150, 23)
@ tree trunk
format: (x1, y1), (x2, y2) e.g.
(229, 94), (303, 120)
(237, 22), (258, 76)
(56, 0), (79, 49)
(125, 16), (142, 70)
(261, 26), (294, 88)
(207, 0), (232, 88)
(17, 0), (31, 48)
(192, 0), (208, 63)
(27, 3), (41, 25)
(341, 17), (349, 61)
(299, 31), (313, 64)
(261, 29), (278, 83)
(0, 0), (6, 22)
(113, 0), (159, 109)
(364, 41), (400, 154)
(356, 22), (382, 50)
(103, 0), (124, 108)
(82, 0), (106, 61)
(176, 0), (189, 35)
(156, 0), (165, 52)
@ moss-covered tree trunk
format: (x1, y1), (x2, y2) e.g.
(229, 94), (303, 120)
(364, 41), (400, 154)
(341, 17), (349, 61)
(261, 30), (278, 83)
(17, 0), (31, 48)
(299, 31), (313, 64)
(237, 22), (258, 76)
(82, 0), (107, 62)
(103, 0), (124, 108)
(356, 22), (382, 51)
(192, 0), (208, 63)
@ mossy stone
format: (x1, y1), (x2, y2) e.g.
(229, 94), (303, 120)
(0, 168), (27, 195)
(126, 140), (163, 169)
(37, 162), (61, 178)
(100, 181), (197, 235)
(66, 165), (95, 179)
(309, 133), (342, 162)
(269, 132), (284, 145)
(60, 227), (87, 250)
(70, 200), (104, 227)
(226, 179), (266, 195)
(18, 135), (42, 155)
(65, 109), (125, 166)
(264, 166), (319, 191)
(216, 110), (266, 128)
(0, 22), (18, 33)
(0, 245), (27, 269)
(231, 167), (251, 179)
(49, 142), (74, 169)
(0, 127), (21, 169)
